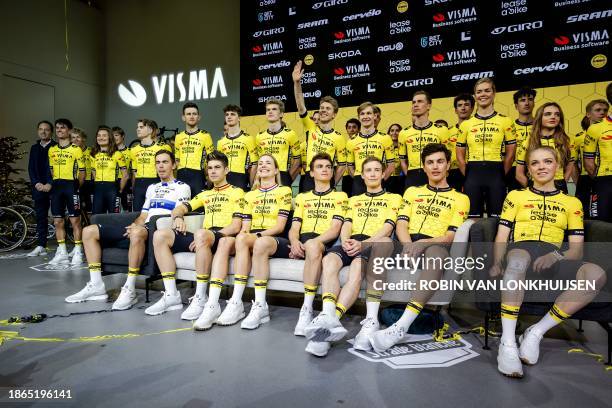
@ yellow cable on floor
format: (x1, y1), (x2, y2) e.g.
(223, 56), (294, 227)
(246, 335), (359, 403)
(568, 348), (612, 372)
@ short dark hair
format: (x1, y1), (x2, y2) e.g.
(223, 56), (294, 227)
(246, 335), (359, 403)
(182, 102), (199, 114)
(309, 152), (333, 171)
(513, 86), (537, 104)
(345, 118), (360, 130)
(223, 104), (243, 116)
(55, 118), (73, 129)
(111, 126), (125, 137)
(413, 90), (432, 104)
(421, 143), (451, 165)
(37, 120), (53, 131)
(434, 119), (449, 129)
(361, 156), (385, 172)
(97, 126), (112, 134)
(320, 96), (339, 113)
(155, 149), (175, 163)
(206, 150), (229, 168)
(453, 93), (475, 108)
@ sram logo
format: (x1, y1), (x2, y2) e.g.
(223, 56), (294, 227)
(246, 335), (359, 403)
(451, 71), (494, 81)
(328, 50), (362, 60)
(297, 19), (329, 30)
(567, 9), (612, 23)
(491, 20), (543, 35)
(391, 78), (434, 88)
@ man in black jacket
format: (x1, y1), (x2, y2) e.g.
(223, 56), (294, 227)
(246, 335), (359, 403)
(27, 120), (56, 256)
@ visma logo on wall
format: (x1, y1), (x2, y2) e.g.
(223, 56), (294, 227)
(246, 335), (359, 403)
(118, 68), (228, 107)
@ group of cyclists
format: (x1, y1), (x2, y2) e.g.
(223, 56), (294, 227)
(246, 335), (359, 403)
(26, 61), (611, 378)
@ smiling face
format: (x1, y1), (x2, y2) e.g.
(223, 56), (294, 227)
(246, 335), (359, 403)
(387, 124), (401, 143)
(70, 131), (84, 147)
(362, 159), (383, 189)
(527, 148), (558, 185)
(423, 151), (450, 185)
(359, 106), (375, 129)
(256, 154), (279, 179)
(97, 130), (110, 148)
(474, 82), (495, 109)
(56, 123), (70, 141)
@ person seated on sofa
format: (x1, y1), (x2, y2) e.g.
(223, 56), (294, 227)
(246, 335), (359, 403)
(303, 156), (402, 357)
(147, 151), (245, 317)
(367, 143), (470, 352)
(490, 146), (606, 378)
(65, 150), (191, 306)
(193, 154), (293, 331)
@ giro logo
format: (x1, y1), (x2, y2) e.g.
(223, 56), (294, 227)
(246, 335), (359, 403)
(252, 27), (285, 38)
(491, 20), (543, 35)
(391, 78), (434, 88)
(313, 0), (348, 9)
(567, 9), (612, 23)
(343, 9), (382, 21)
(328, 49), (362, 60)
(513, 61), (569, 75)
(377, 42), (404, 52)
(118, 80), (147, 107)
(297, 18), (329, 29)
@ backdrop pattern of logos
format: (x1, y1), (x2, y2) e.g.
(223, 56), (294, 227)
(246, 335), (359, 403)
(240, 0), (610, 115)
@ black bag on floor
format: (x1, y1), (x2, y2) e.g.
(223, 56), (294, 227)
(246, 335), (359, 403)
(380, 305), (444, 334)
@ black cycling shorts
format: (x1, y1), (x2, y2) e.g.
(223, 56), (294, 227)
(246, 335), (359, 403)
(51, 180), (80, 218)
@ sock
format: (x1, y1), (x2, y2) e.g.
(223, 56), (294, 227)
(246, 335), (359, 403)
(125, 267), (139, 290)
(531, 304), (571, 336)
(322, 292), (337, 315)
(58, 240), (67, 252)
(303, 284), (318, 308)
(161, 271), (178, 295)
(336, 303), (347, 319)
(231, 274), (248, 301)
(396, 300), (424, 331)
(89, 263), (102, 285)
(500, 303), (520, 344)
(254, 279), (267, 304)
(74, 240), (83, 250)
(208, 278), (224, 304)
(366, 289), (383, 320)
(196, 274), (210, 298)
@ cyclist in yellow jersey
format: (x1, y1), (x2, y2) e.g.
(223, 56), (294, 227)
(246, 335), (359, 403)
(256, 98), (301, 187)
(386, 123), (404, 194)
(446, 94), (475, 191)
(304, 157), (402, 357)
(48, 118), (86, 265)
(217, 104), (258, 191)
(112, 126), (133, 211)
(174, 102), (214, 194)
(346, 101), (396, 196)
(369, 143), (470, 353)
(574, 99), (610, 218)
(584, 86), (612, 222)
(148, 151), (245, 324)
(342, 118), (360, 197)
(490, 146), (605, 378)
(130, 118), (172, 211)
(516, 103), (576, 193)
(70, 128), (93, 216)
(399, 90), (449, 189)
(507, 87), (536, 191)
(90, 126), (128, 214)
(457, 78), (517, 217)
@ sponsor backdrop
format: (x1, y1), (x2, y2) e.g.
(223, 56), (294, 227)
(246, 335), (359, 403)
(240, 0), (610, 115)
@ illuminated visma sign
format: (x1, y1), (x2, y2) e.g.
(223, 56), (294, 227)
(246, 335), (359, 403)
(118, 67), (227, 107)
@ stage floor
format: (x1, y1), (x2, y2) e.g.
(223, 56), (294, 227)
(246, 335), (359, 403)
(0, 254), (610, 408)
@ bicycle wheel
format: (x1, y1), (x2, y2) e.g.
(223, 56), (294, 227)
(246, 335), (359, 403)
(0, 207), (27, 252)
(9, 204), (37, 248)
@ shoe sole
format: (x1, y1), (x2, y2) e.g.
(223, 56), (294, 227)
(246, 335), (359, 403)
(500, 371), (524, 378)
(216, 312), (246, 326)
(241, 315), (270, 330)
(294, 328), (306, 337)
(517, 334), (537, 365)
(181, 310), (205, 321)
(145, 303), (183, 316)
(112, 298), (137, 311)
(65, 294), (108, 303)
(305, 346), (329, 357)
(307, 326), (348, 342)
(352, 338), (373, 351)
(194, 321), (216, 331)
(369, 335), (394, 353)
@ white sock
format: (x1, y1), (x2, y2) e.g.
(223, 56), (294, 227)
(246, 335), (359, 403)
(323, 300), (336, 315)
(396, 309), (419, 331)
(125, 275), (137, 291)
(208, 284), (222, 304)
(90, 271), (103, 285)
(303, 293), (315, 309)
(255, 288), (266, 304)
(164, 279), (178, 296)
(365, 301), (380, 320)
(231, 284), (246, 302)
(501, 318), (518, 345)
(530, 306), (569, 336)
(58, 243), (67, 252)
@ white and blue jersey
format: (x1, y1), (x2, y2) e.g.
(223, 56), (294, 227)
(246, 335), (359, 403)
(142, 179), (191, 222)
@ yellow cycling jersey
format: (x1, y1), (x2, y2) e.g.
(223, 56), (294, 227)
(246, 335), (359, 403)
(293, 188), (348, 236)
(186, 183), (245, 229)
(583, 116), (612, 177)
(516, 135), (576, 180)
(398, 185), (470, 238)
(445, 124), (461, 170)
(91, 151), (127, 182)
(243, 184), (293, 231)
(130, 142), (172, 179)
(256, 127), (301, 172)
(217, 131), (259, 174)
(300, 114), (347, 169)
(48, 144), (85, 181)
(345, 190), (402, 238)
(398, 122), (449, 171)
(82, 147), (93, 181)
(390, 145), (401, 176)
(117, 146), (132, 179)
(457, 112), (516, 162)
(573, 131), (590, 176)
(300, 139), (307, 175)
(499, 187), (584, 248)
(510, 119), (533, 165)
(346, 131), (396, 176)
(174, 130), (215, 171)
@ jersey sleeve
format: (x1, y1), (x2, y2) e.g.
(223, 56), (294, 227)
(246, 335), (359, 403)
(333, 192), (349, 222)
(437, 126), (450, 144)
(384, 134), (396, 163)
(186, 191), (206, 212)
(398, 130), (407, 160)
(115, 151), (127, 169)
(292, 193), (304, 223)
(448, 193), (470, 232)
(397, 187), (415, 223)
(289, 130), (301, 159)
(129, 147), (137, 172)
(48, 148), (55, 175)
(456, 122), (468, 148)
(173, 136), (182, 162)
(247, 134), (259, 166)
(583, 125), (599, 158)
(231, 188), (246, 218)
(335, 134), (347, 166)
(499, 190), (519, 228)
(74, 147), (85, 171)
(385, 194), (402, 227)
(503, 117), (517, 145)
(566, 197), (584, 237)
(345, 196), (356, 223)
(179, 184), (191, 203)
(242, 192), (254, 221)
(278, 187), (293, 218)
(568, 133), (577, 162)
(346, 139), (355, 167)
(300, 113), (317, 135)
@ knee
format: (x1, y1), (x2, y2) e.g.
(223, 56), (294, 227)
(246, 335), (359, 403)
(53, 217), (64, 227)
(83, 224), (99, 241)
(153, 229), (173, 246)
(579, 263), (607, 290)
(504, 249), (530, 278)
(132, 227), (148, 243)
(217, 237), (234, 254)
(194, 229), (213, 248)
(424, 245), (448, 261)
(253, 238), (273, 256)
(304, 240), (323, 256)
(322, 255), (339, 276)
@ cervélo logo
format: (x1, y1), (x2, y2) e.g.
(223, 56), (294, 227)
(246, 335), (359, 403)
(491, 20), (543, 35)
(432, 7), (477, 28)
(343, 8), (381, 21)
(258, 60), (291, 71)
(513, 61), (569, 75)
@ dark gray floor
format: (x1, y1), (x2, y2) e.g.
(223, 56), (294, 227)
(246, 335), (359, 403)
(0, 254), (610, 408)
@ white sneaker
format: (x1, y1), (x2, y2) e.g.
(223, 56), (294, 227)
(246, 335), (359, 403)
(70, 247), (85, 265)
(353, 317), (380, 351)
(194, 301), (222, 331)
(144, 291), (183, 316)
(65, 281), (107, 303)
(519, 326), (543, 365)
(27, 246), (47, 257)
(216, 298), (245, 326)
(181, 293), (208, 321)
(50, 248), (70, 264)
(112, 286), (137, 310)
(241, 301), (270, 330)
(497, 340), (524, 378)
(68, 247), (76, 258)
(294, 304), (314, 336)
(304, 312), (347, 342)
(305, 340), (331, 357)
(369, 323), (407, 353)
